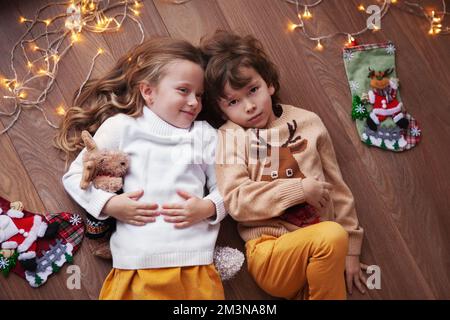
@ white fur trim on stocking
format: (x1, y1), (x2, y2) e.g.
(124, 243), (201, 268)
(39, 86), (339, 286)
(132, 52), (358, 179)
(18, 251), (36, 260)
(17, 215), (42, 253)
(373, 105), (401, 116)
(0, 215), (19, 242)
(393, 112), (404, 123)
(1, 241), (18, 249)
(6, 209), (24, 218)
(370, 112), (380, 125)
(37, 220), (48, 237)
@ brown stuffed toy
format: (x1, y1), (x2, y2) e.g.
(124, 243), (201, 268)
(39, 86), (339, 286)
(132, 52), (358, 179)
(80, 130), (130, 259)
(80, 130), (130, 192)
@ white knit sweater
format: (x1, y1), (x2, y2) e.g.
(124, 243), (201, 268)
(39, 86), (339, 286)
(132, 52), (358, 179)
(62, 107), (227, 269)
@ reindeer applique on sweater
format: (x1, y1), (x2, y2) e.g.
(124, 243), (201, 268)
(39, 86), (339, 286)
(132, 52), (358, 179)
(252, 120), (321, 228)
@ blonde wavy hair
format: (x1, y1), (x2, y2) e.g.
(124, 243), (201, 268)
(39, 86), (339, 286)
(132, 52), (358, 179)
(54, 37), (204, 162)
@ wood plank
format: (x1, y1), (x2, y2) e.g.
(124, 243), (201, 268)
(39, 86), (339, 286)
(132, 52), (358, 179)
(153, 0), (229, 44)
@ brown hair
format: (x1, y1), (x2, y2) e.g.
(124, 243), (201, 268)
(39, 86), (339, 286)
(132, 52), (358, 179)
(199, 30), (280, 126)
(54, 37), (204, 161)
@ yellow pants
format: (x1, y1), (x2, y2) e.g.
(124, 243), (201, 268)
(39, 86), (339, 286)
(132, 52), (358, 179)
(99, 264), (225, 300)
(246, 221), (348, 300)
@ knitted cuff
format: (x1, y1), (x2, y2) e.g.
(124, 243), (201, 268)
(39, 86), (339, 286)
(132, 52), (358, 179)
(86, 191), (115, 221)
(347, 233), (363, 256)
(277, 178), (306, 210)
(204, 190), (227, 225)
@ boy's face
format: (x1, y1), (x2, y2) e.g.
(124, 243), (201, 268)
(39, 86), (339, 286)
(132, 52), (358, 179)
(218, 67), (276, 129)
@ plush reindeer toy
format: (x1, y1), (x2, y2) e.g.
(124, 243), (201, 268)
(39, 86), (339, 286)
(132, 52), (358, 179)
(79, 130), (130, 258)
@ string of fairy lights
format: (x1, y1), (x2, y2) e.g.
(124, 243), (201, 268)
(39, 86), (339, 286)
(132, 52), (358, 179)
(286, 0), (449, 51)
(0, 0), (448, 134)
(0, 0), (184, 135)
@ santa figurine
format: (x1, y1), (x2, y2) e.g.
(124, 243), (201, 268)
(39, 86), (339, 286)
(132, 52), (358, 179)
(0, 202), (59, 271)
(366, 67), (409, 131)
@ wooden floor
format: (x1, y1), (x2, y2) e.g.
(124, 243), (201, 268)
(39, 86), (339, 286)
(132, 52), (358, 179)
(1, 0), (449, 300)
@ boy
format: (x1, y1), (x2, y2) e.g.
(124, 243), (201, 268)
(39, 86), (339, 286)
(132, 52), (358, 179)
(201, 31), (365, 300)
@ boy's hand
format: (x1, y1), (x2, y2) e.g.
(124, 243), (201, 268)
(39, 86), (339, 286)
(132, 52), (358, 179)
(160, 190), (216, 228)
(302, 176), (333, 209)
(345, 255), (369, 295)
(102, 189), (160, 226)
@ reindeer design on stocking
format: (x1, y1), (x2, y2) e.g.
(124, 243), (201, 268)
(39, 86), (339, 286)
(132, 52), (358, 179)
(252, 120), (321, 227)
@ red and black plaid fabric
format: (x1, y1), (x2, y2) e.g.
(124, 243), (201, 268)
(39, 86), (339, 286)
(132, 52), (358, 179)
(404, 114), (421, 150)
(45, 212), (84, 251)
(343, 41), (392, 54)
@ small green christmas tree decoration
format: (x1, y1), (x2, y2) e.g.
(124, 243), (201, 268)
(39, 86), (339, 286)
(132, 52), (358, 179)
(351, 95), (369, 120)
(51, 262), (61, 273)
(364, 135), (372, 146)
(64, 253), (73, 264)
(393, 140), (400, 151)
(35, 274), (43, 286)
(0, 251), (18, 277)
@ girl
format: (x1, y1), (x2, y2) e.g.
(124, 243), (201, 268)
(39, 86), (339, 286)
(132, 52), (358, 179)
(55, 38), (227, 300)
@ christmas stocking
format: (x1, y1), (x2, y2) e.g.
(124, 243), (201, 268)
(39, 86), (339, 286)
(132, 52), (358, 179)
(0, 196), (84, 287)
(343, 41), (421, 151)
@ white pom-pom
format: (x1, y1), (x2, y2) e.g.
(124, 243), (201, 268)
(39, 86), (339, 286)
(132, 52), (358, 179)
(213, 246), (245, 281)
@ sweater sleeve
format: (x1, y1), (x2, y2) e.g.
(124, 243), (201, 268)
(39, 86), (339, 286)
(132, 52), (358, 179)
(61, 116), (123, 220)
(202, 123), (227, 225)
(316, 118), (364, 256)
(215, 128), (306, 222)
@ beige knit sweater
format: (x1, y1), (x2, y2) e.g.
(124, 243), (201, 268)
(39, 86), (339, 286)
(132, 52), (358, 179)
(216, 104), (363, 256)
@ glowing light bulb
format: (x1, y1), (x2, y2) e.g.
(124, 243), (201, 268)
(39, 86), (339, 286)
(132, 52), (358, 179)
(44, 19), (51, 26)
(19, 16), (27, 23)
(56, 105), (66, 116)
(358, 4), (365, 11)
(71, 32), (80, 43)
(303, 6), (312, 19)
(316, 40), (323, 51)
(27, 61), (33, 68)
(288, 22), (300, 31)
(97, 48), (104, 54)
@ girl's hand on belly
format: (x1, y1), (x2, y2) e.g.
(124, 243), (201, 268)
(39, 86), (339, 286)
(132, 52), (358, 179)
(103, 189), (160, 226)
(160, 190), (216, 228)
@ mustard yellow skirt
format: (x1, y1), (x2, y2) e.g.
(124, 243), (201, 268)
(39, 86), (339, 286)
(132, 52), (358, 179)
(99, 264), (225, 300)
